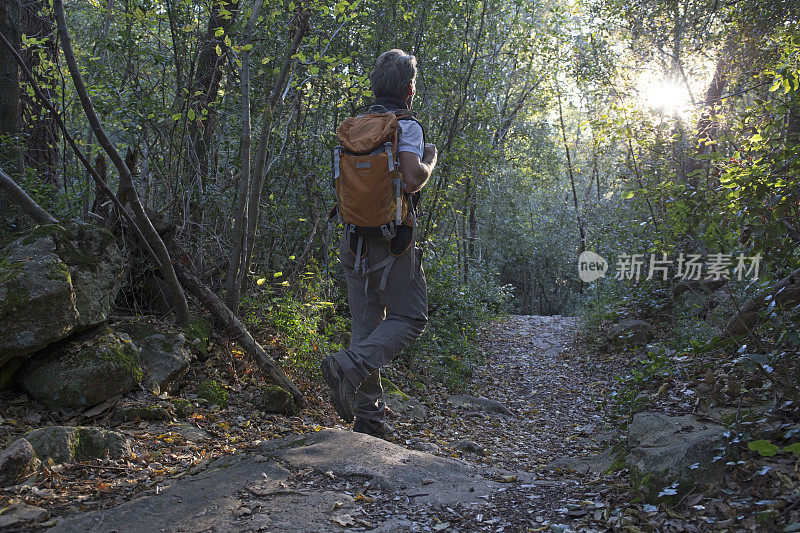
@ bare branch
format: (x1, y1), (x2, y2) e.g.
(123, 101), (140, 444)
(0, 166), (58, 224)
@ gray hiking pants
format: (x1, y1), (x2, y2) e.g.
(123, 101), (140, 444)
(333, 236), (428, 423)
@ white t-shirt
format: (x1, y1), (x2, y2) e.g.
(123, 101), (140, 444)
(398, 119), (424, 159)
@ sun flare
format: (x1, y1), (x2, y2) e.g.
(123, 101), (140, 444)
(642, 79), (692, 117)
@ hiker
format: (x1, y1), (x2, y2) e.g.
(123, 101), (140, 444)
(321, 49), (438, 438)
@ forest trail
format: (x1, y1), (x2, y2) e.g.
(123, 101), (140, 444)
(44, 316), (627, 532)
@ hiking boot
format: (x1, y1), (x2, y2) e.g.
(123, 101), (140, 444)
(320, 356), (355, 422)
(353, 418), (393, 440)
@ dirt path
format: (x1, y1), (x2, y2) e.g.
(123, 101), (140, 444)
(4, 316), (633, 532)
(383, 314), (629, 531)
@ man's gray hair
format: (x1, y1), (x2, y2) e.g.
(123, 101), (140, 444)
(370, 49), (417, 100)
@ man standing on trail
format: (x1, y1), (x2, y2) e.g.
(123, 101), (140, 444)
(321, 49), (438, 438)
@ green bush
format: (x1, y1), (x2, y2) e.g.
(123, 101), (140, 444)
(240, 267), (348, 378)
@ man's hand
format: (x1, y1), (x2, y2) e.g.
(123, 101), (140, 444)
(399, 143), (438, 193)
(423, 143), (438, 165)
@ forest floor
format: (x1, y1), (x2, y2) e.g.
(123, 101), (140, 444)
(1, 315), (797, 531)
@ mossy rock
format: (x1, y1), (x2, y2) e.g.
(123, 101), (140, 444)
(112, 402), (172, 424)
(0, 241), (78, 367)
(170, 397), (193, 419)
(196, 380), (228, 407)
(0, 222), (124, 372)
(11, 222), (124, 328)
(381, 377), (410, 400)
(24, 426), (132, 464)
(254, 385), (300, 417)
(20, 327), (143, 409)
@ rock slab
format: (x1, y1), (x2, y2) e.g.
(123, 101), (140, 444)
(262, 428), (501, 506)
(48, 428), (512, 532)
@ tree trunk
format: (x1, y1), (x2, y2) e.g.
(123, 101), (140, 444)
(236, 11), (310, 307)
(556, 86), (586, 261)
(19, 0), (59, 184)
(0, 0), (20, 164)
(225, 0), (265, 313)
(188, 0), (240, 189)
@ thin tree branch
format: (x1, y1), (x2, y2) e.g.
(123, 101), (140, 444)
(0, 166), (58, 224)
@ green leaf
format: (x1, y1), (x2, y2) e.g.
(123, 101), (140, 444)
(750, 133), (764, 142)
(214, 28), (224, 37)
(171, 113), (181, 121)
(215, 44), (222, 56)
(309, 65), (319, 75)
(242, 43), (252, 51)
(622, 191), (635, 199)
(769, 79), (782, 92)
(187, 109), (195, 120)
(783, 443), (800, 455)
(748, 439), (780, 457)
(273, 272), (283, 277)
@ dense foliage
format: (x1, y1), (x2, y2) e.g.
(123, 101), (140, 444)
(0, 0), (798, 392)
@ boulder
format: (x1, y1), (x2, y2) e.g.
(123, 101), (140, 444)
(24, 425), (132, 464)
(53, 222), (124, 328)
(21, 328), (142, 409)
(625, 412), (728, 497)
(116, 322), (191, 394)
(0, 438), (39, 487)
(0, 222), (124, 378)
(254, 385), (300, 417)
(608, 319), (653, 346)
(0, 236), (78, 368)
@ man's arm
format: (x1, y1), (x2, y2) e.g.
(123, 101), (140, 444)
(399, 143), (438, 193)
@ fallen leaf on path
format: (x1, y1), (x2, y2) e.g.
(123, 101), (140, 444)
(331, 514), (356, 527)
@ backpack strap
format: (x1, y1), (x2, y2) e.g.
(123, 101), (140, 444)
(395, 112), (426, 145)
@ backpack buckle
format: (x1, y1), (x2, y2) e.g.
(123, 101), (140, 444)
(380, 223), (396, 241)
